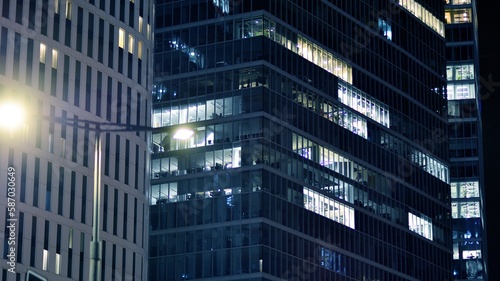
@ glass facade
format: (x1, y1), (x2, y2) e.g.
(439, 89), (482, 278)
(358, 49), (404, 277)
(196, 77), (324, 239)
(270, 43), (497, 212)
(445, 0), (488, 280)
(151, 0), (452, 280)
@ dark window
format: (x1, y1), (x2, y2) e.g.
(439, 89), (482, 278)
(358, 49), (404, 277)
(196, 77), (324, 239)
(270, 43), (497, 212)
(114, 135), (121, 181)
(85, 66), (92, 111)
(41, 0), (48, 35)
(30, 217), (37, 266)
(2, 0), (10, 19)
(53, 13), (60, 41)
(101, 240), (106, 281)
(104, 133), (110, 176)
(33, 158), (40, 207)
(110, 0), (116, 17)
(129, 1), (134, 27)
(123, 194), (128, 239)
(18, 213), (24, 262)
(86, 13), (95, 55)
(133, 198), (138, 243)
(45, 162), (52, 211)
(83, 124), (89, 166)
(74, 60), (81, 107)
(65, 17), (71, 47)
(119, 0), (125, 21)
(76, 7), (83, 52)
(56, 224), (61, 253)
(116, 82), (122, 123)
(126, 87), (131, 124)
(63, 55), (69, 101)
(125, 139), (130, 185)
(13, 32), (21, 80)
(38, 62), (45, 91)
(122, 248), (126, 281)
(70, 171), (76, 219)
(71, 117), (78, 162)
(58, 167), (64, 215)
(15, 0), (23, 24)
(112, 244), (117, 280)
(113, 189), (118, 235)
(43, 220), (49, 249)
(19, 153), (28, 203)
(103, 185), (109, 232)
(28, 0), (35, 30)
(98, 19), (104, 63)
(0, 27), (7, 74)
(81, 176), (87, 223)
(108, 24), (114, 68)
(96, 71), (102, 117)
(26, 38), (34, 85)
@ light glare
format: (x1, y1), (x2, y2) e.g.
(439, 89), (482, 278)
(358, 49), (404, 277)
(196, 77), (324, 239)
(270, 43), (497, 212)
(0, 102), (25, 129)
(173, 128), (194, 140)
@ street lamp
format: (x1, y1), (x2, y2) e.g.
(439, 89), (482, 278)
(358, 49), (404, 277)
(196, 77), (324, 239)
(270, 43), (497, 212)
(0, 102), (25, 129)
(50, 117), (152, 281)
(1, 103), (152, 281)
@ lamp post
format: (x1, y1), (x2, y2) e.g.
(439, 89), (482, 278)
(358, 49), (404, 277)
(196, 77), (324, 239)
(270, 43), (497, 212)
(48, 117), (152, 281)
(0, 104), (151, 281)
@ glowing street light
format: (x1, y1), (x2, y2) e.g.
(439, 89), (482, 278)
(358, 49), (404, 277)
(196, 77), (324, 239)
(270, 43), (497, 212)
(0, 102), (24, 129)
(0, 101), (151, 281)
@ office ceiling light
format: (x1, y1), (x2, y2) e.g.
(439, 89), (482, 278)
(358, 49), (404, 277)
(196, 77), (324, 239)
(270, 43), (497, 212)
(173, 128), (194, 139)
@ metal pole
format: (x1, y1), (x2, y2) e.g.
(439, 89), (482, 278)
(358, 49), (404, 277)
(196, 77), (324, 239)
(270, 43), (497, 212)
(89, 131), (101, 281)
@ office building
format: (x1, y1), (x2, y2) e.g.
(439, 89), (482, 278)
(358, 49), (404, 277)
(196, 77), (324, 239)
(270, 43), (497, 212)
(150, 0), (452, 280)
(0, 0), (153, 280)
(445, 0), (488, 280)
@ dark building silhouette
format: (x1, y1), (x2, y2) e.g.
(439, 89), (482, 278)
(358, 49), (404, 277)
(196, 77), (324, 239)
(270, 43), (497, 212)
(150, 1), (453, 280)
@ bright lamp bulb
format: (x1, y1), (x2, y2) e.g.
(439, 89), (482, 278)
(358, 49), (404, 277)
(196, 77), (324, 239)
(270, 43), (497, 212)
(0, 102), (25, 129)
(173, 128), (194, 140)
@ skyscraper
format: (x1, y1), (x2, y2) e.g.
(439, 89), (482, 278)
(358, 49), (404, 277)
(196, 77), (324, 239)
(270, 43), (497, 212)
(0, 1), (153, 280)
(444, 0), (487, 280)
(150, 0), (452, 280)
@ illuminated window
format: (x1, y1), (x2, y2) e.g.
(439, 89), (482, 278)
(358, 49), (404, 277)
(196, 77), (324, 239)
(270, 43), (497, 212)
(147, 24), (151, 40)
(118, 28), (125, 49)
(55, 253), (61, 274)
(138, 41), (143, 59)
(128, 34), (134, 53)
(304, 187), (355, 229)
(447, 64), (474, 81)
(378, 18), (392, 40)
(445, 8), (472, 24)
(408, 212), (433, 240)
(451, 181), (479, 198)
(397, 0), (444, 36)
(40, 43), (47, 63)
(54, 0), (59, 14)
(65, 0), (72, 20)
(138, 16), (143, 33)
(447, 83), (475, 100)
(452, 201), (481, 218)
(43, 249), (49, 270)
(52, 49), (58, 68)
(338, 80), (390, 127)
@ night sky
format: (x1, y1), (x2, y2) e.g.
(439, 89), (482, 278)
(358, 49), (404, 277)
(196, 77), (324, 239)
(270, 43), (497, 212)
(477, 1), (500, 280)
